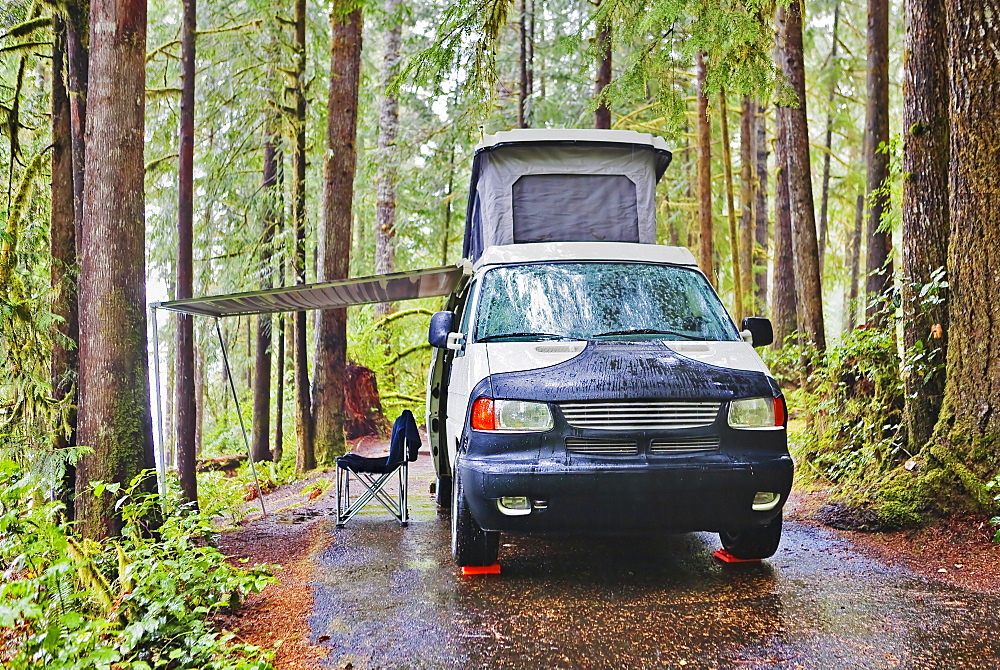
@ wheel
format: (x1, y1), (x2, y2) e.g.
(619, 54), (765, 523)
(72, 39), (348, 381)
(720, 512), (783, 560)
(451, 462), (499, 567)
(435, 475), (452, 509)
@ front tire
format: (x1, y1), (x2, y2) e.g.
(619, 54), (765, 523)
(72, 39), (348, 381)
(451, 462), (499, 567)
(720, 512), (783, 560)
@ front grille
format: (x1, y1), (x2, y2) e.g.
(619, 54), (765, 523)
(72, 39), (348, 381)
(565, 438), (639, 455)
(650, 436), (720, 454)
(557, 400), (721, 430)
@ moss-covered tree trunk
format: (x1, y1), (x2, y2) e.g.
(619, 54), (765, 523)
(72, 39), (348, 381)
(772, 104), (797, 348)
(927, 0), (1000, 506)
(51, 15), (79, 517)
(719, 89), (743, 322)
(313, 3), (362, 468)
(75, 0), (156, 539)
(251, 138), (279, 463)
(902, 0), (949, 452)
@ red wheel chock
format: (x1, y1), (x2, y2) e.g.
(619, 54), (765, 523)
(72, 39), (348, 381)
(461, 564), (501, 575)
(713, 549), (762, 564)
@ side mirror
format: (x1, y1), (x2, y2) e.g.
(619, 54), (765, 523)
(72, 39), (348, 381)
(429, 311), (457, 349)
(741, 317), (773, 348)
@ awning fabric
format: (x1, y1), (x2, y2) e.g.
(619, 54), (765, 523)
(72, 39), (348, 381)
(156, 265), (465, 318)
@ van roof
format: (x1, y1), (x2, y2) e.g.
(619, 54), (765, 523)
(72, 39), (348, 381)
(475, 128), (671, 153)
(474, 242), (699, 270)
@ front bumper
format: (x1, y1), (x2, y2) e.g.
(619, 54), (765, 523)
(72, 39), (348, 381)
(459, 425), (793, 535)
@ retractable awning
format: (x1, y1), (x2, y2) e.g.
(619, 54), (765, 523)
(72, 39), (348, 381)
(155, 265), (465, 318)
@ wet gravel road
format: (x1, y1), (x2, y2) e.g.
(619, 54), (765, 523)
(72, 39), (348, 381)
(308, 466), (1000, 669)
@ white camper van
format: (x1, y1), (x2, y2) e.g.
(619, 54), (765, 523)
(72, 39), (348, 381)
(426, 129), (792, 567)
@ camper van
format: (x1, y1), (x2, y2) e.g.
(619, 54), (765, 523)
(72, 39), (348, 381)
(426, 129), (793, 567)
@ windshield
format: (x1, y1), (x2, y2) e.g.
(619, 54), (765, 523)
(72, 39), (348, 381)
(474, 262), (740, 342)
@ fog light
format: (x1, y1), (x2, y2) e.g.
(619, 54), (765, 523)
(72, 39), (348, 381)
(497, 496), (532, 516)
(752, 491), (780, 511)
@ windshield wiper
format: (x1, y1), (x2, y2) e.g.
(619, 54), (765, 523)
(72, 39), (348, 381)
(593, 328), (703, 341)
(478, 332), (583, 342)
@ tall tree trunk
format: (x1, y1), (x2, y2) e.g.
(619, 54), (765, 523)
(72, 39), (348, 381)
(739, 95), (755, 318)
(902, 0), (950, 453)
(75, 0), (156, 538)
(695, 51), (714, 285)
(51, 15), (79, 517)
(777, 1), (826, 351)
(313, 3), (362, 467)
(772, 105), (797, 348)
(273, 315), (285, 463)
(754, 104), (769, 315)
(719, 90), (743, 322)
(865, 0), (893, 325)
(441, 144), (455, 265)
(818, 1), (841, 278)
(251, 138), (279, 463)
(194, 343), (204, 456)
(845, 192), (864, 331)
(292, 0), (314, 472)
(375, 0), (402, 317)
(175, 0), (198, 506)
(65, 0), (88, 230)
(594, 2), (611, 129)
(926, 0), (1000, 505)
(517, 0), (528, 128)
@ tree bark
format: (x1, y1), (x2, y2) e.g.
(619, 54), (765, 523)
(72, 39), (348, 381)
(273, 314), (284, 463)
(777, 1), (825, 351)
(902, 0), (949, 452)
(695, 51), (714, 285)
(719, 90), (743, 322)
(845, 192), (864, 331)
(51, 15), (79, 517)
(375, 0), (402, 317)
(313, 3), (363, 467)
(175, 0), (198, 506)
(865, 0), (893, 325)
(75, 0), (156, 538)
(65, 0), (89, 231)
(518, 0), (528, 128)
(292, 0), (314, 472)
(251, 138), (279, 463)
(594, 2), (611, 130)
(772, 105), (797, 348)
(930, 0), (1000, 498)
(754, 103), (769, 315)
(818, 2), (841, 278)
(739, 96), (756, 318)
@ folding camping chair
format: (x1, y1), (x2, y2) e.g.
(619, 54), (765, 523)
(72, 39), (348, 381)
(335, 409), (421, 527)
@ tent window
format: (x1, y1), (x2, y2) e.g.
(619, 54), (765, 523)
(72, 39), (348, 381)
(511, 174), (639, 244)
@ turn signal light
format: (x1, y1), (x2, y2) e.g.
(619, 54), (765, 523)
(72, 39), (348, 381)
(470, 397), (496, 430)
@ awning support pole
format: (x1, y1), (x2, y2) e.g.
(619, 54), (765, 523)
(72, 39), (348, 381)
(150, 305), (167, 501)
(215, 318), (267, 516)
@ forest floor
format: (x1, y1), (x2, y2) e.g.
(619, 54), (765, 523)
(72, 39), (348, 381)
(215, 437), (1000, 669)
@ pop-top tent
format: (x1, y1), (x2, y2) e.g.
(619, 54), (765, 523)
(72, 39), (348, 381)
(151, 128), (671, 510)
(462, 128), (672, 261)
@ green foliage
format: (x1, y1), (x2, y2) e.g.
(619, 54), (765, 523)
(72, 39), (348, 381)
(0, 464), (275, 669)
(767, 326), (904, 495)
(988, 474), (1000, 542)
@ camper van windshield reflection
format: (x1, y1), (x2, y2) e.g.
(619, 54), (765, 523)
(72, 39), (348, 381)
(473, 262), (741, 343)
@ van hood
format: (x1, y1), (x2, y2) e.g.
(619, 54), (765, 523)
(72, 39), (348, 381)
(482, 341), (776, 402)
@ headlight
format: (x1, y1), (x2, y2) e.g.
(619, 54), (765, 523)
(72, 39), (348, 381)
(470, 398), (553, 432)
(728, 397), (784, 429)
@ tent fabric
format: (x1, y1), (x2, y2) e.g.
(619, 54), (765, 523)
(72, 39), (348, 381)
(156, 266), (464, 318)
(463, 139), (671, 260)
